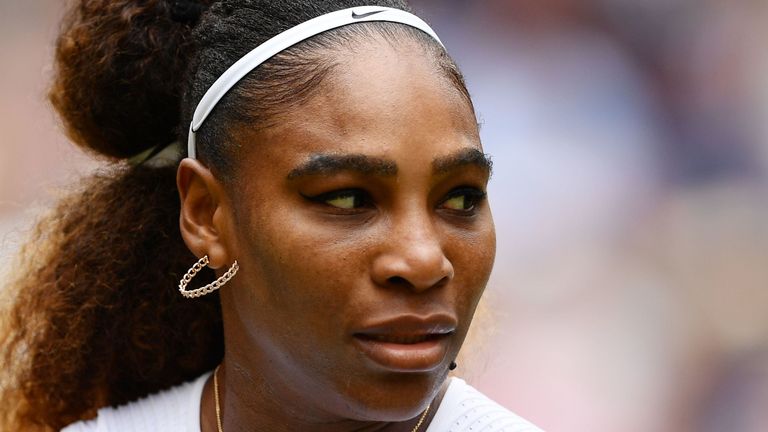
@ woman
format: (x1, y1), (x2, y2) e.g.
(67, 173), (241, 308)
(0, 0), (542, 431)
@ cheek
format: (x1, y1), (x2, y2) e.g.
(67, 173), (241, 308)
(236, 205), (366, 318)
(447, 219), (496, 314)
(232, 220), (355, 382)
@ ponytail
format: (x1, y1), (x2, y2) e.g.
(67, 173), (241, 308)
(0, 1), (221, 430)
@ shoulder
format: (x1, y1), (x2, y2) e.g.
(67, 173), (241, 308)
(61, 372), (211, 432)
(426, 377), (545, 432)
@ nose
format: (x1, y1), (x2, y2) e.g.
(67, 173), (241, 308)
(371, 213), (454, 293)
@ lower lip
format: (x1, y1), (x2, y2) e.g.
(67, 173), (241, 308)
(352, 335), (451, 372)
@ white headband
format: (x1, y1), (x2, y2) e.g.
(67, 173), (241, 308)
(187, 6), (444, 159)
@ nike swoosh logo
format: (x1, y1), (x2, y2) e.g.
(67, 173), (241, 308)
(351, 10), (385, 19)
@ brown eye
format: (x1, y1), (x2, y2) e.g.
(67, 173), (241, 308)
(442, 195), (468, 211)
(303, 189), (372, 210)
(439, 188), (487, 213)
(326, 193), (358, 209)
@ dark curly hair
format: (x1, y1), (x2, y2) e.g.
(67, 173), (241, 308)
(0, 0), (472, 430)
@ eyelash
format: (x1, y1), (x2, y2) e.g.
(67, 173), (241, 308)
(438, 187), (487, 215)
(302, 189), (373, 213)
(302, 187), (487, 215)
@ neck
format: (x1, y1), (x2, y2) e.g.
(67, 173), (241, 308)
(201, 359), (447, 432)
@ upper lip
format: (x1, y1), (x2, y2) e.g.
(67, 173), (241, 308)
(352, 313), (457, 340)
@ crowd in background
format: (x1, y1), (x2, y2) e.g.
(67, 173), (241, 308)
(2, 1), (767, 431)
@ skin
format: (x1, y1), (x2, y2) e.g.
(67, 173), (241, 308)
(177, 38), (496, 432)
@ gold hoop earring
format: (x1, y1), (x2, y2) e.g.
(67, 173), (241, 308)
(178, 255), (239, 298)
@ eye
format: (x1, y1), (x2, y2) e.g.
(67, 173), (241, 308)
(326, 191), (361, 209)
(303, 189), (372, 210)
(439, 188), (487, 213)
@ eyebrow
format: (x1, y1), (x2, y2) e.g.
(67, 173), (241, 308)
(287, 154), (398, 179)
(432, 148), (493, 177)
(286, 147), (492, 180)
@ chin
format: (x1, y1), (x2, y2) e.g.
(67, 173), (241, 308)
(330, 369), (447, 422)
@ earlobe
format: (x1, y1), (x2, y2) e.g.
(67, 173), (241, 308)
(177, 158), (233, 270)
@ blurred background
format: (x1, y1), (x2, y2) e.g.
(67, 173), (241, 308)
(1, 1), (767, 431)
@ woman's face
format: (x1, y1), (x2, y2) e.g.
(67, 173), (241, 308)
(220, 40), (495, 422)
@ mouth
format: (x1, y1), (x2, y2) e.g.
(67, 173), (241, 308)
(355, 333), (448, 345)
(351, 315), (456, 372)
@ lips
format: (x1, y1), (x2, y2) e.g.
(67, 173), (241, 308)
(358, 333), (443, 344)
(351, 314), (456, 372)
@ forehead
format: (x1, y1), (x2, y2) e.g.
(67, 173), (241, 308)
(238, 40), (479, 166)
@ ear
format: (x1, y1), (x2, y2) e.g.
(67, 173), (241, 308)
(177, 158), (235, 270)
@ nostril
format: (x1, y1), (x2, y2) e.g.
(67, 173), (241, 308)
(385, 275), (451, 290)
(374, 251), (454, 292)
(387, 276), (409, 286)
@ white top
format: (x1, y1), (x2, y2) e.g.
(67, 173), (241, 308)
(63, 373), (543, 432)
(62, 372), (211, 432)
(424, 378), (543, 432)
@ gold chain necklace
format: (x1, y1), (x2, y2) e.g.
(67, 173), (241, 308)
(213, 365), (431, 432)
(214, 365), (223, 432)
